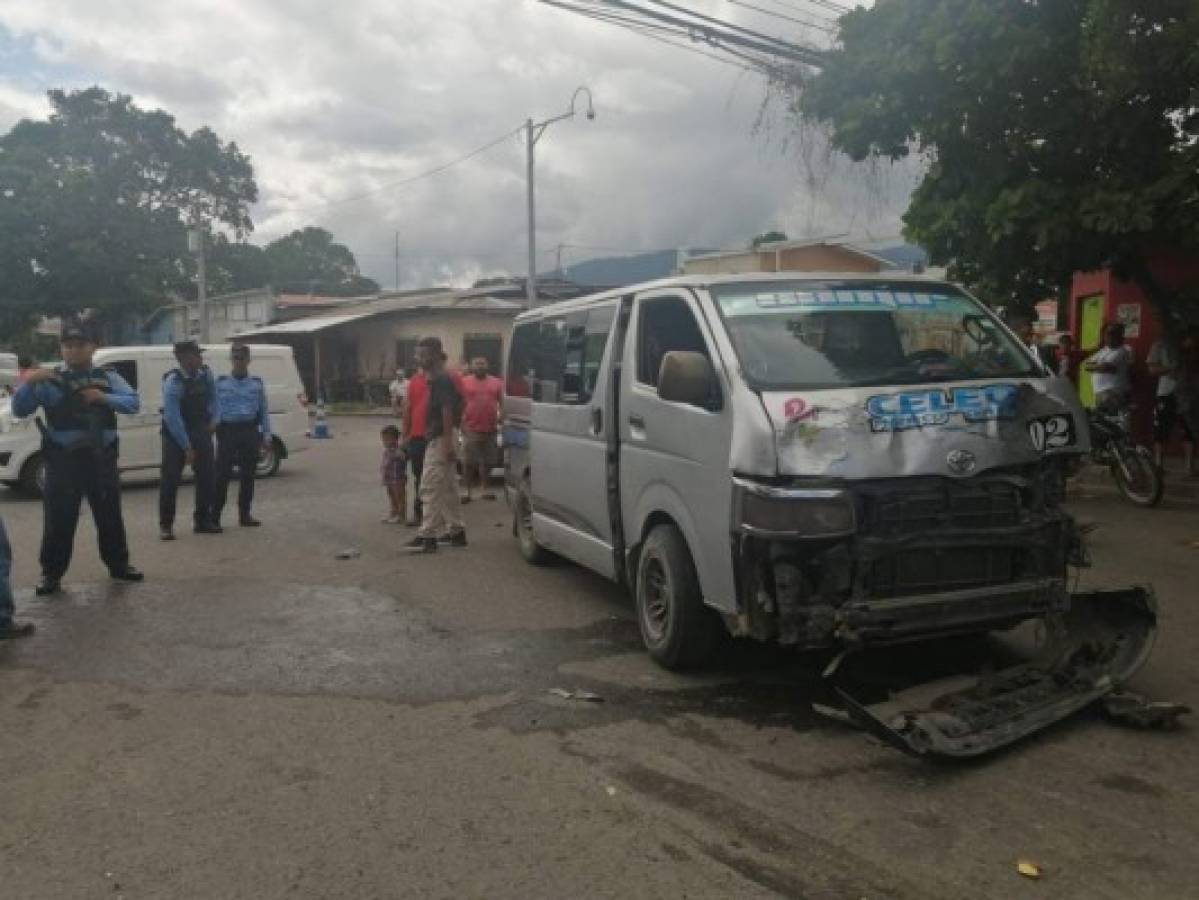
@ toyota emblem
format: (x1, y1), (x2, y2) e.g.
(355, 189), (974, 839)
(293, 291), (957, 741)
(946, 449), (977, 475)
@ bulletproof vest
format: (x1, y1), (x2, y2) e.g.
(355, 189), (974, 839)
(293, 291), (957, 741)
(44, 367), (117, 437)
(168, 367), (212, 430)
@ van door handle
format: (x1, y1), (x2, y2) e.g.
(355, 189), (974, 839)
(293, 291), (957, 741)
(591, 407), (603, 434)
(628, 414), (646, 429)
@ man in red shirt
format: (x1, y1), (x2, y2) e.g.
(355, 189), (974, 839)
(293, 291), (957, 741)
(459, 356), (504, 502)
(402, 364), (431, 526)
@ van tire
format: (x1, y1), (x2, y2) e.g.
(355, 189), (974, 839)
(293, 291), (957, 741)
(636, 524), (722, 670)
(256, 438), (282, 478)
(19, 453), (46, 497)
(515, 479), (551, 565)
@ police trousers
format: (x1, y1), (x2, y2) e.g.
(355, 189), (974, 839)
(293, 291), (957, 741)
(0, 516), (15, 624)
(160, 430), (215, 528)
(215, 422), (259, 520)
(40, 442), (130, 578)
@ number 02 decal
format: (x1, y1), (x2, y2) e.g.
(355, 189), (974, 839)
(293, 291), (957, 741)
(1028, 415), (1074, 452)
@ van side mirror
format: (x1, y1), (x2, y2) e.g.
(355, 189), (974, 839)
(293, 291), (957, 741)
(658, 351), (716, 408)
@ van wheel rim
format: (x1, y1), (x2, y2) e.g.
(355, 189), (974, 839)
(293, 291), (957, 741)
(642, 558), (670, 641)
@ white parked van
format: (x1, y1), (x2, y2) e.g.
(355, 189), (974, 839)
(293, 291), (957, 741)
(0, 344), (308, 494)
(0, 352), (18, 393)
(504, 273), (1158, 756)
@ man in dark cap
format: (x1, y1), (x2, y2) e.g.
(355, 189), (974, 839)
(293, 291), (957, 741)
(159, 340), (221, 539)
(12, 319), (144, 595)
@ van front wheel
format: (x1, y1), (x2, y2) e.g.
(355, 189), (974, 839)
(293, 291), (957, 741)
(636, 524), (722, 670)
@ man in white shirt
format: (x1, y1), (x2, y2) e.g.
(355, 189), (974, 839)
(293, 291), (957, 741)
(1084, 323), (1134, 413)
(388, 368), (408, 420)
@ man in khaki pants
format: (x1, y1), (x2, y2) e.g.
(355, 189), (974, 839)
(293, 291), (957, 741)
(406, 337), (467, 554)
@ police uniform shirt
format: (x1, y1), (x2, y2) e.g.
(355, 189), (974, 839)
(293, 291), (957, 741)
(12, 366), (140, 447)
(216, 374), (272, 439)
(162, 366), (219, 449)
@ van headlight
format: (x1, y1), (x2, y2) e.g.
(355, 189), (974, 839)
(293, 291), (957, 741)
(733, 478), (856, 539)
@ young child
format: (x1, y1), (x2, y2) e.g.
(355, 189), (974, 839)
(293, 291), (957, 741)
(380, 425), (408, 524)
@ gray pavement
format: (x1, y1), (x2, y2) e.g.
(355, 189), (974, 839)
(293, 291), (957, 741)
(1, 416), (1196, 899)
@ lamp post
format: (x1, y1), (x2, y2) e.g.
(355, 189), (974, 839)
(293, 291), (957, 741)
(187, 226), (209, 342)
(526, 86), (595, 309)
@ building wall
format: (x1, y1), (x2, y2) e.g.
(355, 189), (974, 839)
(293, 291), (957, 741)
(682, 250), (769, 275)
(329, 310), (518, 379)
(682, 244), (883, 276)
(777, 245), (881, 273)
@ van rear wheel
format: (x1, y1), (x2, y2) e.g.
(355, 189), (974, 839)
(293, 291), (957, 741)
(636, 524), (722, 670)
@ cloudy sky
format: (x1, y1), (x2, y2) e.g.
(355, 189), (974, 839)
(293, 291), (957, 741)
(0, 0), (914, 289)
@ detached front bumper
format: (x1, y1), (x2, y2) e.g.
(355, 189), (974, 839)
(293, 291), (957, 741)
(833, 587), (1160, 757)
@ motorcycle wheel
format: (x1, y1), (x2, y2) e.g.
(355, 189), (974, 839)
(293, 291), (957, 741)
(1111, 444), (1164, 507)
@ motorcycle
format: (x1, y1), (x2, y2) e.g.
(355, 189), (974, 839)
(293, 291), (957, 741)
(1087, 406), (1164, 506)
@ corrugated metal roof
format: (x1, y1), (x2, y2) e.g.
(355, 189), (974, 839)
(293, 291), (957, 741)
(235, 289), (524, 338)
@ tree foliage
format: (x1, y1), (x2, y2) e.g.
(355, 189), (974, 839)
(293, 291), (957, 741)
(751, 230), (788, 249)
(262, 227), (379, 296)
(797, 0), (1199, 320)
(0, 87), (257, 329)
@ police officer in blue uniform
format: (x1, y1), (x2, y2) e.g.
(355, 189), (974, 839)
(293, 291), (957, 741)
(160, 340), (221, 540)
(214, 343), (272, 527)
(12, 320), (144, 595)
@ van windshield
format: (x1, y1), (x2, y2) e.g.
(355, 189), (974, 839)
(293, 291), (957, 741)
(712, 282), (1039, 390)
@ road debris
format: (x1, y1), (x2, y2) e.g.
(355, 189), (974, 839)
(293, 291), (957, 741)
(828, 588), (1172, 757)
(605, 785), (617, 797)
(1101, 691), (1191, 729)
(335, 548), (361, 560)
(549, 687), (604, 703)
(1016, 860), (1043, 879)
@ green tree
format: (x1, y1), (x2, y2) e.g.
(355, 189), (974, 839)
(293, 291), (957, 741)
(263, 226), (379, 296)
(751, 230), (788, 249)
(0, 87), (257, 332)
(796, 0), (1199, 322)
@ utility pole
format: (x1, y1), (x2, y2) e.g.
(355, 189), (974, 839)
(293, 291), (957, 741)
(188, 225), (209, 342)
(526, 87), (595, 309)
(555, 243), (566, 279)
(526, 118), (537, 309)
(394, 230), (401, 292)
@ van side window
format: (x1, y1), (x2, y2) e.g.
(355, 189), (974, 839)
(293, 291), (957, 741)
(637, 297), (711, 388)
(507, 320), (568, 402)
(103, 360), (138, 390)
(561, 304), (616, 405)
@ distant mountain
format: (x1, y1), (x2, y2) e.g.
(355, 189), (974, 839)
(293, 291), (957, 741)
(555, 249), (696, 288)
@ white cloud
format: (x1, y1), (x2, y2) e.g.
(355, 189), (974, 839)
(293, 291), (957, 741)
(0, 0), (910, 288)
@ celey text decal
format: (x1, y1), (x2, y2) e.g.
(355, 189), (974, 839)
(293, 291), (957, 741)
(866, 384), (1019, 432)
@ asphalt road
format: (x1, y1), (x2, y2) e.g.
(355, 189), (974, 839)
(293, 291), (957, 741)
(1, 416), (1196, 899)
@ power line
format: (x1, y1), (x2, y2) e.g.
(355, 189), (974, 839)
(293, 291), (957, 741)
(272, 124), (524, 216)
(723, 0), (838, 35)
(762, 0), (849, 16)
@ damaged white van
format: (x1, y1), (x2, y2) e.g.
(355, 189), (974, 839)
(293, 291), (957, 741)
(504, 274), (1160, 756)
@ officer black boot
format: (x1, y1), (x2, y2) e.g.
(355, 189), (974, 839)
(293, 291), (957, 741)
(110, 565), (145, 583)
(194, 519), (222, 535)
(239, 514), (261, 527)
(160, 525), (175, 541)
(35, 575), (62, 596)
(0, 621), (34, 640)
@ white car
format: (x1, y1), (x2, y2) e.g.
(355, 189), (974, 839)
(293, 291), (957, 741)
(0, 344), (309, 495)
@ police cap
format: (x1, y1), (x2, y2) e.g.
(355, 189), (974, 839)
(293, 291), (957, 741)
(60, 319), (99, 344)
(173, 340), (203, 356)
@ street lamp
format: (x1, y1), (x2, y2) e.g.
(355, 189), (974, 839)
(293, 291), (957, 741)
(526, 86), (595, 308)
(187, 226), (209, 342)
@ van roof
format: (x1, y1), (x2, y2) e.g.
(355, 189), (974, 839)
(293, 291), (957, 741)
(95, 344), (294, 356)
(513, 271), (959, 321)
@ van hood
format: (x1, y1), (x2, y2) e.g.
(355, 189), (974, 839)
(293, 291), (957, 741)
(760, 378), (1087, 479)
